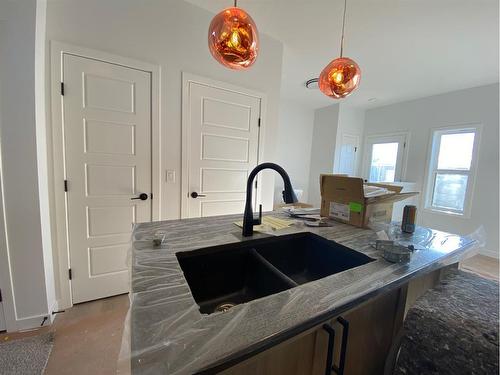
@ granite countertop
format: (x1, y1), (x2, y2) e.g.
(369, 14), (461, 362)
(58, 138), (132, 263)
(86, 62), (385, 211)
(125, 211), (477, 375)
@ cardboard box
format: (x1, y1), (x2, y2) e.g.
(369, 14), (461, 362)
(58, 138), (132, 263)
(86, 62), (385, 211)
(320, 175), (419, 228)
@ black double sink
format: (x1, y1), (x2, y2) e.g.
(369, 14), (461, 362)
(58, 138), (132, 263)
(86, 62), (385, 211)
(176, 232), (374, 314)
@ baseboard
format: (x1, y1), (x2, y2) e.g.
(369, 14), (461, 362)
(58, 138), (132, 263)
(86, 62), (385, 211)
(479, 248), (499, 259)
(14, 313), (52, 332)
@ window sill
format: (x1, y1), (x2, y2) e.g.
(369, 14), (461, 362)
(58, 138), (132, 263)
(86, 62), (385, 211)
(423, 207), (471, 219)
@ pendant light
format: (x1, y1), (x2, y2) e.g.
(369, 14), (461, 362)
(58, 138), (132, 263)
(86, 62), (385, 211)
(208, 0), (259, 70)
(319, 0), (361, 99)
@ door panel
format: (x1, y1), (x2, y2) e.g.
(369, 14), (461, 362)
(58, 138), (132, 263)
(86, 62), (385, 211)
(201, 168), (248, 193)
(338, 134), (359, 176)
(185, 81), (261, 218)
(63, 54), (151, 303)
(203, 97), (251, 130)
(201, 133), (250, 162)
(84, 120), (135, 155)
(87, 206), (136, 237)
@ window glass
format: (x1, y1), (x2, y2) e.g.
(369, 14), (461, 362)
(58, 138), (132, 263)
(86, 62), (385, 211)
(369, 142), (399, 182)
(437, 132), (475, 170)
(432, 173), (468, 211)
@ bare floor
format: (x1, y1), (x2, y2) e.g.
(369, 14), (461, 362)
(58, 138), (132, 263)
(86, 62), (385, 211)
(1, 294), (129, 375)
(460, 254), (499, 281)
(0, 255), (497, 374)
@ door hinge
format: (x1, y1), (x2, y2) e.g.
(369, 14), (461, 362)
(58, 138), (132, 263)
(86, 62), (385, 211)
(0, 289), (3, 302)
(68, 269), (72, 280)
(150, 193), (153, 200)
(60, 82), (65, 96)
(258, 118), (261, 127)
(403, 142), (406, 148)
(354, 146), (358, 152)
(64, 180), (68, 192)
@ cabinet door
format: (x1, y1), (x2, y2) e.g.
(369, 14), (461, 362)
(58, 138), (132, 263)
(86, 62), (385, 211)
(220, 327), (320, 375)
(325, 288), (402, 375)
(342, 289), (401, 374)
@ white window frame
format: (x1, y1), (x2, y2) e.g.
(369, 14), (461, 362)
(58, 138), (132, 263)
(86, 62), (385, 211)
(362, 132), (409, 183)
(424, 124), (481, 218)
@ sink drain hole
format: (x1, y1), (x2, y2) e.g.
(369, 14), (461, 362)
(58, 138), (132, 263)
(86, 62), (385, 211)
(214, 302), (236, 313)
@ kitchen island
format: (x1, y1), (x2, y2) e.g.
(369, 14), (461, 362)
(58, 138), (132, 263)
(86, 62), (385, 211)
(123, 211), (477, 374)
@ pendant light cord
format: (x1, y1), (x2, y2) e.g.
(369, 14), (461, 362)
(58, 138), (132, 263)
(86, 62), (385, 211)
(234, 0), (238, 7)
(340, 0), (347, 57)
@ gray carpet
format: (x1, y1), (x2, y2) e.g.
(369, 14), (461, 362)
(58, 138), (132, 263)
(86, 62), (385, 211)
(0, 333), (54, 374)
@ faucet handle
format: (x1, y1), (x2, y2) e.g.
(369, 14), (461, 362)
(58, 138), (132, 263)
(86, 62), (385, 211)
(253, 204), (262, 225)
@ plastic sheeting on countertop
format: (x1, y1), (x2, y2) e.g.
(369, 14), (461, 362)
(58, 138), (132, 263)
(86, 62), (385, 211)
(118, 212), (482, 375)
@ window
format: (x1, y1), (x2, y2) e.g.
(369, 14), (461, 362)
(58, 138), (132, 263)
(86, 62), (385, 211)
(425, 127), (479, 216)
(363, 133), (407, 182)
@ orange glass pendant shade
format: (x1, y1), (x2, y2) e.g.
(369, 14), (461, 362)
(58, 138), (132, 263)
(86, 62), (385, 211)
(208, 7), (259, 70)
(319, 57), (361, 99)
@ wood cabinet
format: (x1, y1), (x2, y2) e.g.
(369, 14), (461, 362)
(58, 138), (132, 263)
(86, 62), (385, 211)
(221, 287), (406, 375)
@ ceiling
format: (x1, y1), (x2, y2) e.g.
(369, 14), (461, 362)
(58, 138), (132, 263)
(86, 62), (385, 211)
(186, 0), (499, 109)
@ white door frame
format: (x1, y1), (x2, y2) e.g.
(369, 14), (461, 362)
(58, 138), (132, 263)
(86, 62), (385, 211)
(361, 131), (410, 182)
(50, 41), (161, 309)
(180, 73), (267, 219)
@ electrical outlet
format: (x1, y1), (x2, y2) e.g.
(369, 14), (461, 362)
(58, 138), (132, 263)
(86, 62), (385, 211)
(166, 170), (176, 183)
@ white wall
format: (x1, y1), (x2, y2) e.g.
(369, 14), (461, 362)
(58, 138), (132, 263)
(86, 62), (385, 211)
(46, 0), (284, 220)
(0, 0), (55, 331)
(274, 99), (314, 203)
(364, 84), (499, 258)
(307, 104), (340, 207)
(333, 106), (366, 176)
(304, 104), (366, 207)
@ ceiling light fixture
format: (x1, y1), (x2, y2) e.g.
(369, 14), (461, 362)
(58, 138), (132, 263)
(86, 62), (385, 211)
(305, 78), (319, 89)
(208, 0), (259, 70)
(319, 0), (361, 99)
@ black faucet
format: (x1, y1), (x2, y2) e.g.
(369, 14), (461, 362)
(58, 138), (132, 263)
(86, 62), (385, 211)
(242, 163), (298, 237)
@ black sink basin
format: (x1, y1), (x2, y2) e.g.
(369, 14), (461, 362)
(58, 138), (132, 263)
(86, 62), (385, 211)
(255, 232), (374, 284)
(176, 246), (295, 314)
(176, 232), (374, 314)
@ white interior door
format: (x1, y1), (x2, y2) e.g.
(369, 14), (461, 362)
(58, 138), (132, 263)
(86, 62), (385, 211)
(63, 54), (152, 303)
(184, 79), (261, 218)
(338, 134), (359, 176)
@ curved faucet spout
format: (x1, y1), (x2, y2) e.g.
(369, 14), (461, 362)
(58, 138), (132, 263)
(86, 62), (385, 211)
(242, 163), (298, 237)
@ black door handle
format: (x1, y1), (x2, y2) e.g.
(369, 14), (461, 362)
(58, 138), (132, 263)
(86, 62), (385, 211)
(131, 193), (148, 201)
(190, 192), (206, 198)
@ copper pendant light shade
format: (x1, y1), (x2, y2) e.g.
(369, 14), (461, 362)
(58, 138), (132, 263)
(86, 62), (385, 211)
(319, 0), (361, 99)
(208, 1), (259, 70)
(319, 57), (361, 99)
